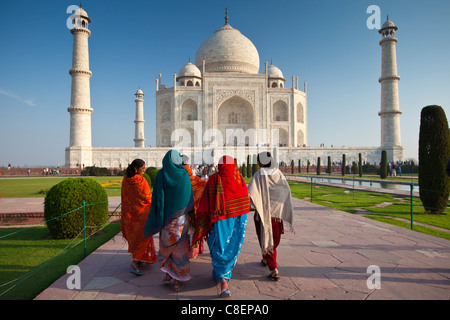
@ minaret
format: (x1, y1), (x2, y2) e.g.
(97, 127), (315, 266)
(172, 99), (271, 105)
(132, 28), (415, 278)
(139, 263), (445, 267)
(134, 88), (145, 148)
(378, 16), (402, 151)
(66, 5), (93, 167)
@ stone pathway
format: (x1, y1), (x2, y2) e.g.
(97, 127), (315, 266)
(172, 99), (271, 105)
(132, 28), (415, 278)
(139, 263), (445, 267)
(35, 197), (450, 301)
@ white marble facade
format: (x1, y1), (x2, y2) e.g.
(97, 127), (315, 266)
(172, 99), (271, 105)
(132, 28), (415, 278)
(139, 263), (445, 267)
(65, 8), (404, 169)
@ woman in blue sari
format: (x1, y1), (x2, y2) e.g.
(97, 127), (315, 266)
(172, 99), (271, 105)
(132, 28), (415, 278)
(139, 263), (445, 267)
(192, 155), (249, 297)
(144, 150), (194, 291)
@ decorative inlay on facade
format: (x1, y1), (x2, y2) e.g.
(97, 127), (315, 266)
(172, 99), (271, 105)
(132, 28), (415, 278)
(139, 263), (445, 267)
(216, 89), (255, 105)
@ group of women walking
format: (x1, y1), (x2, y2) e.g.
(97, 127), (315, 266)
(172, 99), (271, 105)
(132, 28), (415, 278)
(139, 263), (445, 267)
(120, 150), (293, 298)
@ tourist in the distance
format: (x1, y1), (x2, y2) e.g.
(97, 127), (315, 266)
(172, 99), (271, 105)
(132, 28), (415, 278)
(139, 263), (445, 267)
(121, 159), (157, 276)
(247, 151), (294, 281)
(192, 155), (249, 298)
(144, 150), (194, 292)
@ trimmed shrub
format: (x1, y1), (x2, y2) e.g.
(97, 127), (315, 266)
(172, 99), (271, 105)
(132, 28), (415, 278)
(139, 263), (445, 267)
(327, 156), (331, 175)
(252, 154), (258, 176)
(147, 169), (159, 186)
(81, 166), (111, 176)
(380, 150), (387, 179)
(143, 172), (152, 187)
(242, 163), (247, 178)
(351, 161), (358, 174)
(341, 154), (346, 176)
(419, 105), (450, 213)
(316, 157), (321, 175)
(44, 178), (108, 239)
(358, 153), (363, 177)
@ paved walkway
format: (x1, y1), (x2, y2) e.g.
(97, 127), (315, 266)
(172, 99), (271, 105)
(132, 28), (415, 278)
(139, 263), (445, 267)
(30, 197), (450, 301)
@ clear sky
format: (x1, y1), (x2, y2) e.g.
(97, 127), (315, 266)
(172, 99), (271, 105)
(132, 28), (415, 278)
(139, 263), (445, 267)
(0, 0), (449, 167)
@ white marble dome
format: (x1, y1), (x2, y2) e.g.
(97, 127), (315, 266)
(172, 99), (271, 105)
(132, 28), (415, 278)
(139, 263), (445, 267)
(195, 23), (260, 74)
(178, 61), (202, 78)
(268, 64), (284, 79)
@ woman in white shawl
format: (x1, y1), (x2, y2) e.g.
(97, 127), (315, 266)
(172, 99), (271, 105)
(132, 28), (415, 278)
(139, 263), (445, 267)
(248, 152), (294, 281)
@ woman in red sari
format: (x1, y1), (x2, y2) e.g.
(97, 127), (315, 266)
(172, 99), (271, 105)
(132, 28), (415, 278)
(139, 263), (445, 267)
(192, 155), (249, 298)
(121, 159), (157, 275)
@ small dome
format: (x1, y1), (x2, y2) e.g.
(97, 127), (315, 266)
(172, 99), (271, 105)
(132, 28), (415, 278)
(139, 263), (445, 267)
(135, 88), (144, 95)
(382, 20), (395, 28)
(178, 61), (202, 78)
(268, 64), (285, 79)
(74, 7), (92, 23)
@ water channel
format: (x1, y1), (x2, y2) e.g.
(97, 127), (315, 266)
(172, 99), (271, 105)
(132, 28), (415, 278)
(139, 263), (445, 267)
(285, 174), (419, 193)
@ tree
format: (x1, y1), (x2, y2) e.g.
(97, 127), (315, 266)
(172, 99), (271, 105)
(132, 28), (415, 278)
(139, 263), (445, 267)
(247, 155), (251, 177)
(316, 157), (321, 175)
(327, 156), (331, 175)
(252, 154), (258, 176)
(380, 150), (387, 179)
(341, 154), (346, 176)
(307, 160), (310, 174)
(298, 159), (301, 174)
(358, 153), (363, 177)
(291, 160), (294, 174)
(419, 105), (450, 213)
(351, 161), (358, 174)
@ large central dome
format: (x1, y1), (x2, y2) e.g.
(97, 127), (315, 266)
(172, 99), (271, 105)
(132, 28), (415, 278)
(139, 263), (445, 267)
(195, 22), (260, 74)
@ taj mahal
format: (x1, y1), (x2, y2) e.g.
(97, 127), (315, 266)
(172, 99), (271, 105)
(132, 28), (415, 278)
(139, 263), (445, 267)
(65, 6), (404, 169)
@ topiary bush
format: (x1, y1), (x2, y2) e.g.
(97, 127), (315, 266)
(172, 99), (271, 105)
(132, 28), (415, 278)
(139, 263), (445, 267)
(380, 150), (387, 179)
(44, 178), (109, 239)
(81, 166), (111, 176)
(419, 105), (450, 213)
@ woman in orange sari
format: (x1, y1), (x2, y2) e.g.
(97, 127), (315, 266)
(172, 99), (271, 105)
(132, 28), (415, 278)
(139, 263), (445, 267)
(181, 155), (207, 258)
(121, 159), (157, 275)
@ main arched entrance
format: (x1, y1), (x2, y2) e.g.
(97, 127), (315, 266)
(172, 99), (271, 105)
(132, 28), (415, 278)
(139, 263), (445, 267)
(217, 96), (255, 146)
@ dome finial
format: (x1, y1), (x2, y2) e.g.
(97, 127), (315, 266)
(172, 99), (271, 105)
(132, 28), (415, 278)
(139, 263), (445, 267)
(225, 7), (229, 25)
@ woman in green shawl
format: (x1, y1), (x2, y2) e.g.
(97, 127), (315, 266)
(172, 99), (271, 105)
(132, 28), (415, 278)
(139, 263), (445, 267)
(144, 150), (194, 291)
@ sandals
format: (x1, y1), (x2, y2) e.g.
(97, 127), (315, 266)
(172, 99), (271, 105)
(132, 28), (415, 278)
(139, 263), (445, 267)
(163, 274), (185, 292)
(162, 274), (172, 285)
(130, 261), (143, 276)
(219, 278), (231, 298)
(174, 280), (185, 292)
(268, 270), (280, 281)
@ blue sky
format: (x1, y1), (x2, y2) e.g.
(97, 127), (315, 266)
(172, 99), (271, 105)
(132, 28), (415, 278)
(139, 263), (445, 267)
(0, 0), (449, 167)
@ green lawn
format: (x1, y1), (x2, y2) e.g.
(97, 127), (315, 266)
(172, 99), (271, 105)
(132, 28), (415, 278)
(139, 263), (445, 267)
(0, 176), (123, 198)
(0, 222), (121, 300)
(287, 180), (450, 240)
